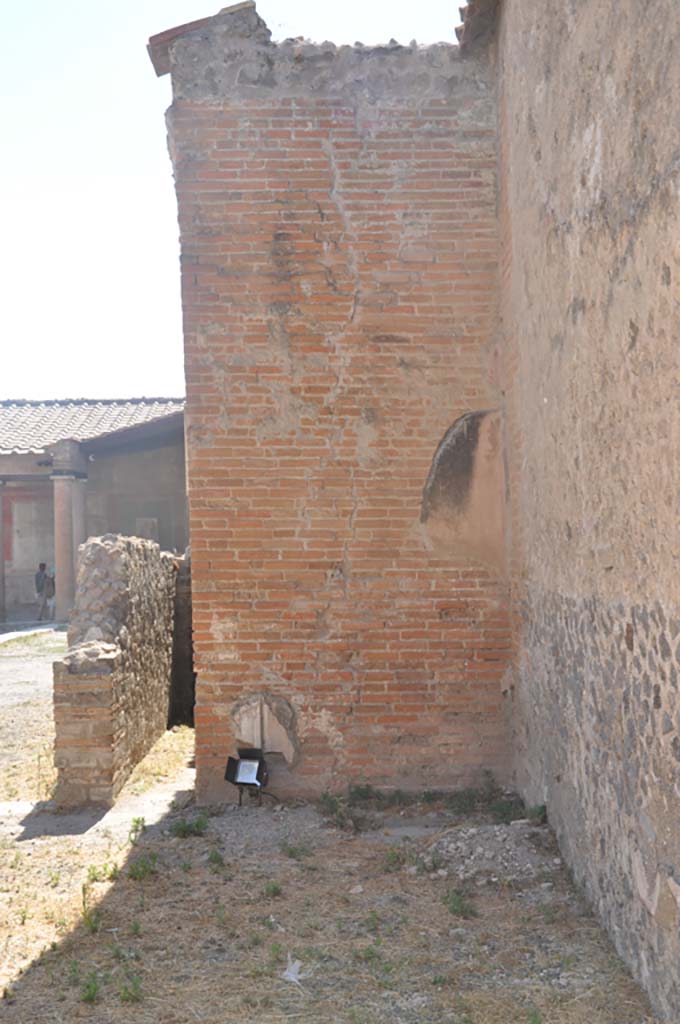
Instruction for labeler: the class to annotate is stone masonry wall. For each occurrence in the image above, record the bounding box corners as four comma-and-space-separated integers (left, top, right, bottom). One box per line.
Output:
497, 1, 680, 1017
159, 3, 511, 800
54, 535, 177, 806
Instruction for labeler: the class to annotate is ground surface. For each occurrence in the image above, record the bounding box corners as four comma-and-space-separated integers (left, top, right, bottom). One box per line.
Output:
0, 632, 662, 1024
0, 629, 67, 801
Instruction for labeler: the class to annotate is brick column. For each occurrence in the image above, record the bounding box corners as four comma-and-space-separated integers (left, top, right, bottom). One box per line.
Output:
53, 475, 76, 621
0, 481, 5, 623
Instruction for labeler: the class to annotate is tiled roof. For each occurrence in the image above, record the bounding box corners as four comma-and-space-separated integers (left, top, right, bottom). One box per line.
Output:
0, 398, 185, 455
456, 0, 500, 48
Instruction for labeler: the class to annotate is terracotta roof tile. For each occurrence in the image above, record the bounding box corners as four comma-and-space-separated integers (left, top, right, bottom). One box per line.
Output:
0, 398, 185, 455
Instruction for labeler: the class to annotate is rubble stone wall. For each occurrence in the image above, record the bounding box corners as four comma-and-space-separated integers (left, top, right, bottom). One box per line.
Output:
54, 535, 177, 806
164, 4, 511, 800
497, 1, 680, 1017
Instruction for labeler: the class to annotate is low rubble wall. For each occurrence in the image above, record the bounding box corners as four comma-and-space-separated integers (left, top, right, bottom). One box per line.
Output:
53, 534, 177, 806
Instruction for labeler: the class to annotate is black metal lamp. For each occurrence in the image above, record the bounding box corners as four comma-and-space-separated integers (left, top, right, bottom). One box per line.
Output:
225, 748, 268, 806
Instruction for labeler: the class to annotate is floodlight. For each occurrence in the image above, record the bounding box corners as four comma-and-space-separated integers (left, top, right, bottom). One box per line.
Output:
225, 748, 269, 805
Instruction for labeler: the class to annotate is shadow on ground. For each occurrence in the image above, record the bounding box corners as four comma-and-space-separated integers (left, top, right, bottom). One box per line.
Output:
0, 783, 660, 1024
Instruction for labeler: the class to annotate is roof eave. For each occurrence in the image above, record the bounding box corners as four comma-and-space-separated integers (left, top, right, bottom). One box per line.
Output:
82, 411, 185, 453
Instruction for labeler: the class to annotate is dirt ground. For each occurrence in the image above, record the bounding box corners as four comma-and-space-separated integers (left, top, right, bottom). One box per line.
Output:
0, 629, 67, 801
0, 631, 662, 1024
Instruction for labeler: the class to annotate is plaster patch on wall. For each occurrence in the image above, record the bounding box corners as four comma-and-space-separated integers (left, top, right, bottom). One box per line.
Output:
297, 707, 346, 758
420, 410, 505, 571
230, 692, 299, 765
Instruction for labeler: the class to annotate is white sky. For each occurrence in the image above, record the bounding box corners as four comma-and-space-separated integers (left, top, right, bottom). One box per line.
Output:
1, 2, 459, 400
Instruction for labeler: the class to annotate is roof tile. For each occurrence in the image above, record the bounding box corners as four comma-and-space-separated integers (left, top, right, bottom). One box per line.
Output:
0, 398, 185, 455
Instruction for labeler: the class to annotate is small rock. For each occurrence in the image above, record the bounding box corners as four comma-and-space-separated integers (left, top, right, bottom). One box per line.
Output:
349, 884, 364, 895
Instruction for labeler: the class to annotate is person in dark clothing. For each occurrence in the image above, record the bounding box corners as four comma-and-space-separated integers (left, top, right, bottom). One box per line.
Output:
35, 562, 48, 621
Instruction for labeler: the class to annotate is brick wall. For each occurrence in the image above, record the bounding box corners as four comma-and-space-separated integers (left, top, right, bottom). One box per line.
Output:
159, 5, 510, 800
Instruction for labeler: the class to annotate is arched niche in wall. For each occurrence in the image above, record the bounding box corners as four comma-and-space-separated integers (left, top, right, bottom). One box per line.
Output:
420, 409, 506, 573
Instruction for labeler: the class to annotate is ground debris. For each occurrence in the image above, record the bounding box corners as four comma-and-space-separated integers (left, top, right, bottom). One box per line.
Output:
424, 821, 560, 884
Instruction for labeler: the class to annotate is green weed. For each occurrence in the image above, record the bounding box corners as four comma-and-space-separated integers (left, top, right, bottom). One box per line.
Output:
87, 862, 118, 883
353, 943, 381, 964
383, 847, 409, 873
280, 841, 311, 860
128, 817, 146, 845
170, 813, 209, 838
489, 795, 526, 824
208, 848, 225, 871
263, 881, 282, 898
113, 945, 140, 964
363, 910, 380, 933
81, 971, 100, 1004
318, 791, 365, 831
83, 908, 102, 934
446, 788, 480, 814
120, 974, 143, 1003
81, 884, 102, 933
443, 889, 478, 919
432, 973, 453, 986
528, 804, 548, 825
128, 853, 159, 881
347, 784, 411, 808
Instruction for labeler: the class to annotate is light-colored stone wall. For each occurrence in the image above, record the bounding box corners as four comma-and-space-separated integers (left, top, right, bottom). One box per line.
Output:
497, 1, 680, 1017
54, 535, 177, 806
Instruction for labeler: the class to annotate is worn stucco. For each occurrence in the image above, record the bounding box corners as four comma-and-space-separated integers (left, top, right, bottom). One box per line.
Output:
498, 0, 680, 1016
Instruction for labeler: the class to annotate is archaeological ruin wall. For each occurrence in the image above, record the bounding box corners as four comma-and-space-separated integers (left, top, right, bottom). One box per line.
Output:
497, 1, 680, 1017
54, 535, 177, 806
151, 3, 511, 801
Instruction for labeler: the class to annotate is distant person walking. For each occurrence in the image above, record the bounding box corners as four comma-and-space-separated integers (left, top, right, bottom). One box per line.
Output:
35, 562, 48, 621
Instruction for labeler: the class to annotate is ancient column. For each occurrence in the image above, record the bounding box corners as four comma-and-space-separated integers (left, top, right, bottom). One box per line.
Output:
50, 440, 87, 622
53, 474, 76, 620
72, 478, 87, 580
0, 481, 5, 622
